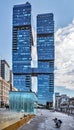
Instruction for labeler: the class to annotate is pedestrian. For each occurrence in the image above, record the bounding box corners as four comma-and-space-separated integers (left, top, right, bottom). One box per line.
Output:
53, 118, 62, 128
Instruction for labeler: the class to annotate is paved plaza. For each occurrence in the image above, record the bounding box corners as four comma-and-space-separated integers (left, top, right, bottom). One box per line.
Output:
0, 108, 25, 130
0, 108, 74, 130
18, 109, 74, 130
0, 108, 24, 124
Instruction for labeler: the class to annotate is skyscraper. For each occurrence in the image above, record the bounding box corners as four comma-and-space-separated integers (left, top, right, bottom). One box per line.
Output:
12, 2, 33, 91
37, 13, 54, 105
12, 2, 54, 106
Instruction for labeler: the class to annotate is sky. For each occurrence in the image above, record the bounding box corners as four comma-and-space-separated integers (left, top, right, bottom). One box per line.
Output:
0, 0, 74, 97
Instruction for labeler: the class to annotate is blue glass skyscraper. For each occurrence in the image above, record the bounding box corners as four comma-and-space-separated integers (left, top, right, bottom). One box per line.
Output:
12, 2, 33, 91
37, 14, 54, 105
12, 2, 54, 106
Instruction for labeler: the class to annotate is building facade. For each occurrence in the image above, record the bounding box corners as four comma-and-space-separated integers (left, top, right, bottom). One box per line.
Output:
0, 58, 18, 107
55, 94, 69, 111
0, 77, 18, 108
0, 77, 10, 107
12, 2, 33, 91
1, 60, 10, 83
55, 92, 60, 110
12, 2, 54, 106
37, 14, 54, 105
69, 97, 74, 114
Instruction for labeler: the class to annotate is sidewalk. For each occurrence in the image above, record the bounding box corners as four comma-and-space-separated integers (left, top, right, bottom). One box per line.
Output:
56, 110, 74, 117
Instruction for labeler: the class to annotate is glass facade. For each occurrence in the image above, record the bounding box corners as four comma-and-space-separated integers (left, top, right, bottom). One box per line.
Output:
37, 13, 54, 105
12, 2, 33, 91
9, 91, 37, 114
12, 2, 54, 105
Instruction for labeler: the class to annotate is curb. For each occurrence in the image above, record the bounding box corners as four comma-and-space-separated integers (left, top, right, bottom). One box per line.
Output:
2, 115, 35, 130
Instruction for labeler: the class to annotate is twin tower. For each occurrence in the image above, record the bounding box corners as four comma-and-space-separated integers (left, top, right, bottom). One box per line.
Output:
12, 2, 54, 105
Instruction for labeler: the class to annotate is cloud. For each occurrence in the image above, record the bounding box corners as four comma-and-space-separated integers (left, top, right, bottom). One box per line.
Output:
55, 19, 74, 90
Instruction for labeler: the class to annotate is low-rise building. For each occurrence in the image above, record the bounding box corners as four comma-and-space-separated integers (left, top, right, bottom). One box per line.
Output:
0, 77, 10, 107
1, 60, 10, 83
0, 77, 18, 108
69, 97, 74, 114
55, 94, 69, 112
55, 92, 60, 110
59, 95, 69, 112
55, 93, 74, 114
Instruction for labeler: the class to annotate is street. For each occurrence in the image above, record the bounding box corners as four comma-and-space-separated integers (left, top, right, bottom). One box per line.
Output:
18, 109, 74, 130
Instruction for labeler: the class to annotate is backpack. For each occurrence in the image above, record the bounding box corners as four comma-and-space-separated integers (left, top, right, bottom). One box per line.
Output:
58, 120, 62, 124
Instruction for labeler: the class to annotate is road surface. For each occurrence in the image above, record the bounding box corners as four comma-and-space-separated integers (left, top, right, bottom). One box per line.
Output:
18, 109, 74, 130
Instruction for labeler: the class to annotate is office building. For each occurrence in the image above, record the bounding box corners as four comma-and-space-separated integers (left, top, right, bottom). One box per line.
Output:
0, 59, 17, 108
12, 2, 54, 106
12, 2, 33, 91
1, 60, 10, 83
37, 13, 54, 105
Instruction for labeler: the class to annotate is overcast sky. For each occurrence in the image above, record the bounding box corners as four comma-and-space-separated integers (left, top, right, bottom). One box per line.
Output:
0, 0, 74, 97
